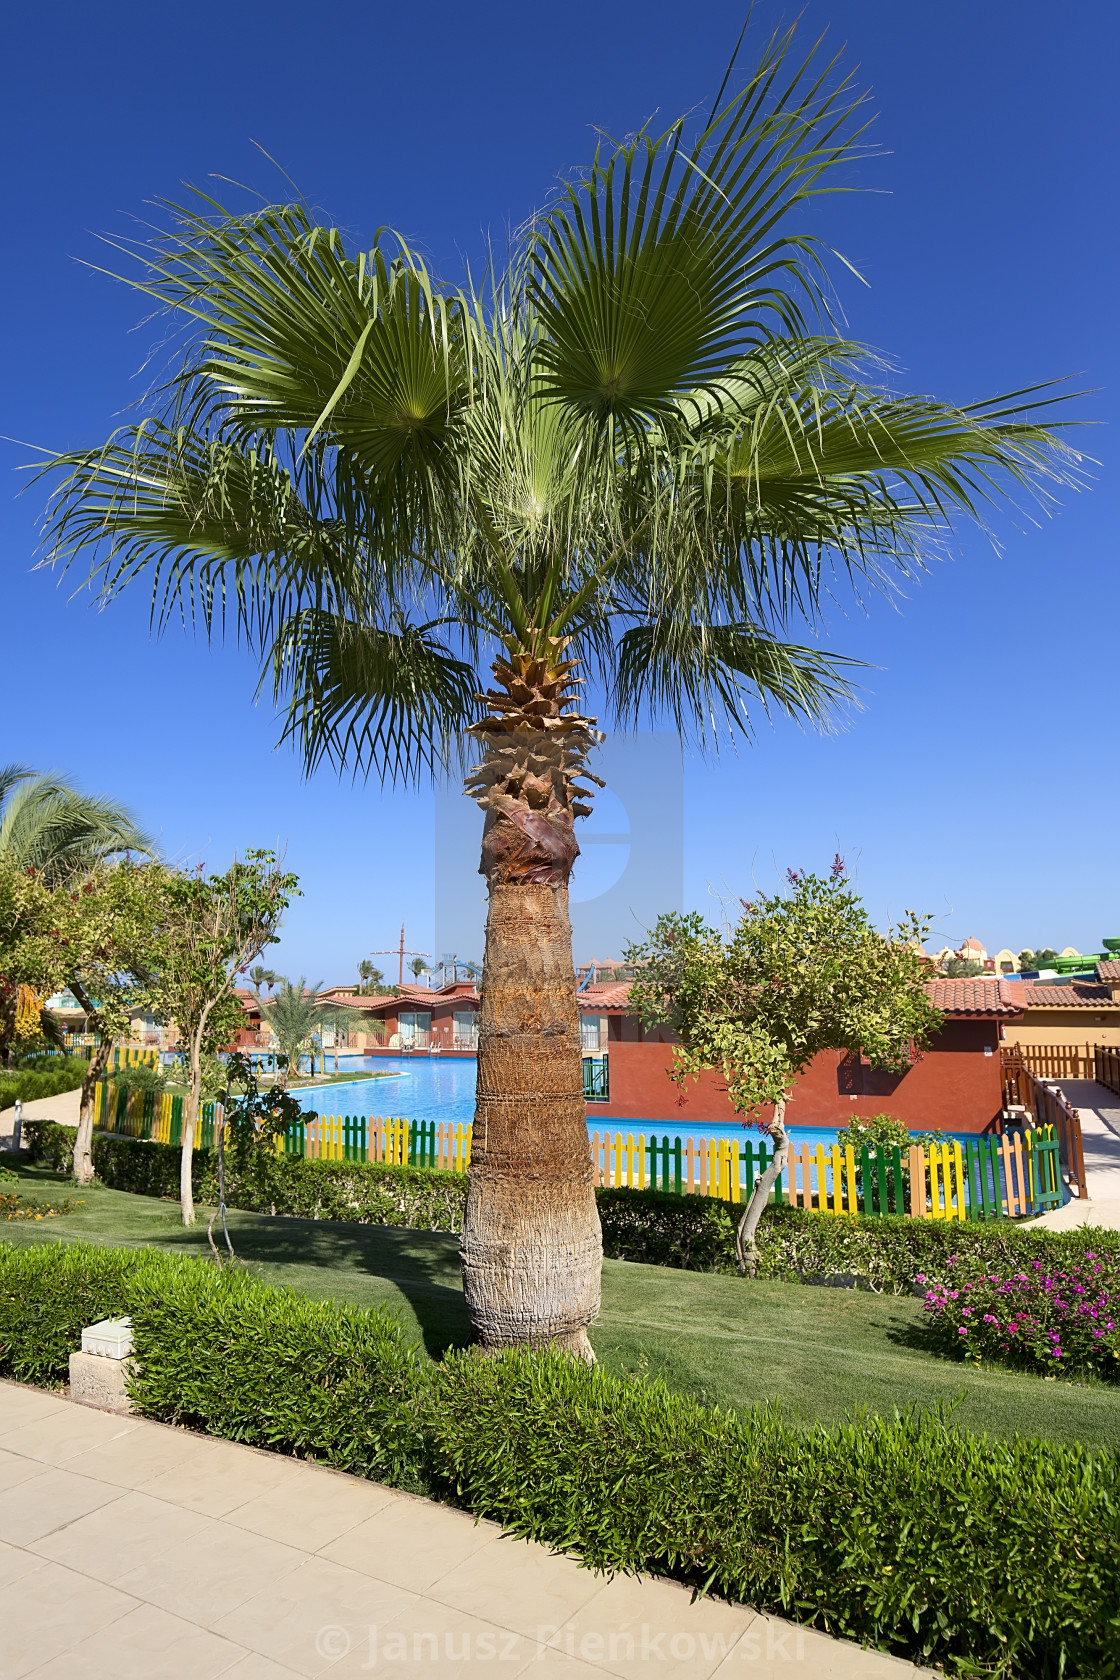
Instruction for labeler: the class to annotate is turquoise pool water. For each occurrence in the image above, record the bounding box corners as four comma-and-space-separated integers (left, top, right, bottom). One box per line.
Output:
299, 1055, 972, 1152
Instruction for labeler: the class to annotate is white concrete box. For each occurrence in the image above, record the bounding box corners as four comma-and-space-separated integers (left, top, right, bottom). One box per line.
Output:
81, 1317, 134, 1359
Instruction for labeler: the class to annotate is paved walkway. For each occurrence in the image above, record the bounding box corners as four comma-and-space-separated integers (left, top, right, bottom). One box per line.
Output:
0, 1089, 80, 1152
1029, 1079, 1120, 1232
0, 1380, 930, 1680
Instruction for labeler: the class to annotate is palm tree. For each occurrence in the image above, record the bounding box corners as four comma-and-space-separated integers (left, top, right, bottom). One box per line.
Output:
0, 765, 153, 887
408, 956, 430, 985
258, 978, 350, 1076
247, 964, 271, 997
41, 28, 1074, 1358
357, 958, 382, 995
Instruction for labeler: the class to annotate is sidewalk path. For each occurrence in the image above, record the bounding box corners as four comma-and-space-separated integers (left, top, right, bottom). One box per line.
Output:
0, 1089, 80, 1152
0, 1379, 930, 1680
1029, 1079, 1120, 1232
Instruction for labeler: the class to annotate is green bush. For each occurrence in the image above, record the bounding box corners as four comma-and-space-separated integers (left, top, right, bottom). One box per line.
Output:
0, 1239, 1117, 1677
109, 1064, 168, 1094
24, 1119, 1120, 1292
0, 1059, 87, 1111
23, 1120, 469, 1231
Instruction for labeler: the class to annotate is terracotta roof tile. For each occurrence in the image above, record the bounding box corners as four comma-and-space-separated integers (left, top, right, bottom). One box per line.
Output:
1096, 961, 1120, 982
1001, 981, 1118, 1009
579, 983, 632, 1009
926, 979, 1022, 1016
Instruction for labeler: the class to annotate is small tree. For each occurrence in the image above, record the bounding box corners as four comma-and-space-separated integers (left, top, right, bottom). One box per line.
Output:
153, 851, 298, 1225
627, 861, 942, 1273
1019, 947, 1059, 974
943, 957, 984, 978
210, 1049, 306, 1262
49, 862, 171, 1185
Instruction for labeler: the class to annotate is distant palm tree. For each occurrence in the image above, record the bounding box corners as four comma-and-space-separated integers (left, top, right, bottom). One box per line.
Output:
247, 964, 271, 997
408, 956, 430, 985
357, 958, 383, 995
259, 978, 352, 1076
0, 764, 153, 887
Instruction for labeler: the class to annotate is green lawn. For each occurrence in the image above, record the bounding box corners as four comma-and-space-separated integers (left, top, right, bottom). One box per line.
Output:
5, 1160, 1119, 1451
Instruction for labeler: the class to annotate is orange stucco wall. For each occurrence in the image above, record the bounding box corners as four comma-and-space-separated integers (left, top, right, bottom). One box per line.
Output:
591, 1017, 1007, 1135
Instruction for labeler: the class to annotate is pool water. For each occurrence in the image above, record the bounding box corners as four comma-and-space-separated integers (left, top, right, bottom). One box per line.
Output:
300, 1056, 971, 1152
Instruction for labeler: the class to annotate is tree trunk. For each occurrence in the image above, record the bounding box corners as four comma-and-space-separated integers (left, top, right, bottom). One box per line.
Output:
71, 1003, 110, 1187
181, 1029, 202, 1227
72, 1044, 110, 1186
735, 1097, 789, 1276
459, 640, 604, 1359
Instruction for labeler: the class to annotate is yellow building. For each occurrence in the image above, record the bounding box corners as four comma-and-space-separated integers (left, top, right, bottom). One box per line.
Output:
999, 972, 1120, 1050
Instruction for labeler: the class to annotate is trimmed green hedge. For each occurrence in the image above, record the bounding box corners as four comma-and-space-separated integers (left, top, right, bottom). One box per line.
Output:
24, 1118, 1120, 1292
1, 1239, 1117, 1678
0, 1060, 87, 1111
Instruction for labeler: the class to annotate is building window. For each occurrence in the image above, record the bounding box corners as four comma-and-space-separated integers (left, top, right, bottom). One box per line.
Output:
583, 1055, 610, 1102
453, 1010, 478, 1050
399, 1011, 431, 1048
580, 1015, 607, 1052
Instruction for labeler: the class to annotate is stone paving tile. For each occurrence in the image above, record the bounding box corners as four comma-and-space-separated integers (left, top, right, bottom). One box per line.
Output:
214, 1553, 418, 1677
29, 1488, 213, 1580
113, 1515, 308, 1627
428, 1533, 606, 1639
24, 1601, 249, 1680
0, 1380, 72, 1430
0, 1445, 52, 1493
552, 1572, 758, 1680
0, 1558, 137, 1680
320, 1494, 501, 1592
0, 1536, 46, 1591
138, 1432, 307, 1517
523, 1655, 618, 1680
0, 1466, 124, 1547
323, 1595, 539, 1679
221, 1655, 307, 1679
223, 1461, 398, 1552
2, 1402, 139, 1467
709, 1614, 937, 1678
66, 1415, 217, 1490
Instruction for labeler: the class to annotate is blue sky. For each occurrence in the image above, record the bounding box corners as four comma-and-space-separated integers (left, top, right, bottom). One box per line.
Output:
2, 0, 1116, 982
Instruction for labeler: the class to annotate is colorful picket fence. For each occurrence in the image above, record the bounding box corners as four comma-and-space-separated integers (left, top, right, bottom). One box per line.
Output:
92, 1080, 1063, 1221
93, 1083, 218, 1150
277, 1114, 473, 1171
589, 1127, 1063, 1220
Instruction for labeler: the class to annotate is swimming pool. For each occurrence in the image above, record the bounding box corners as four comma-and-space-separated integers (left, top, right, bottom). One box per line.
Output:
298, 1056, 971, 1152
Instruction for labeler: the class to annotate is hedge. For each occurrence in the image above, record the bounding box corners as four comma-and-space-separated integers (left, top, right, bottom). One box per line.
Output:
23, 1118, 1120, 1294
0, 1059, 87, 1112
0, 1239, 1117, 1678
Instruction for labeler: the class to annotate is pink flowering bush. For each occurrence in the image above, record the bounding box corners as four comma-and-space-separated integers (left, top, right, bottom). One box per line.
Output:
922, 1252, 1120, 1380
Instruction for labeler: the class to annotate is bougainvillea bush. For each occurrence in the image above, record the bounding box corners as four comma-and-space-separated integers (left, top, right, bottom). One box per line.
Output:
922, 1253, 1120, 1381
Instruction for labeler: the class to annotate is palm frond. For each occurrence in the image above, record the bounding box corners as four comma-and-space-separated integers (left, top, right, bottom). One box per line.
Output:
611, 619, 863, 746
0, 772, 155, 885
268, 609, 478, 783
526, 24, 870, 427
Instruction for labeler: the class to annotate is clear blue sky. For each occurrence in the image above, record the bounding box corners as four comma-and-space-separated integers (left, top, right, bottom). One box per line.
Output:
2, 0, 1116, 982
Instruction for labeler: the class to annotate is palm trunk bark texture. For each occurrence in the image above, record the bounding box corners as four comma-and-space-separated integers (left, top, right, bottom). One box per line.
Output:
459, 639, 603, 1358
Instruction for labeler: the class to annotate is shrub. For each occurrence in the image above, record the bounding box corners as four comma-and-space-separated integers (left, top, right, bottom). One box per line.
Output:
23, 1119, 1120, 1293
0, 1191, 77, 1222
1, 1239, 1118, 1677
109, 1064, 167, 1094
922, 1253, 1120, 1381
0, 1058, 87, 1111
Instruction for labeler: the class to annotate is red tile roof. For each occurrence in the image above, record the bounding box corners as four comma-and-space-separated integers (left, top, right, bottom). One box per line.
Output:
1096, 961, 1120, 983
579, 982, 633, 1009
1000, 981, 1118, 1010
925, 979, 1022, 1016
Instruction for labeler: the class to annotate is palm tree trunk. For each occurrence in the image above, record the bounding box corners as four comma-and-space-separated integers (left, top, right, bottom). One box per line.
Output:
459, 641, 603, 1359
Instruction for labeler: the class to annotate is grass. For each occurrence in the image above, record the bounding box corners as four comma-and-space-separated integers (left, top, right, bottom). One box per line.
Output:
4, 1158, 1119, 1451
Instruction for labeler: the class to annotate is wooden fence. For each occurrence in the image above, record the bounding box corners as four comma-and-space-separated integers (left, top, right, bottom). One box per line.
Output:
1095, 1043, 1120, 1099
91, 1085, 1066, 1220
1000, 1048, 1089, 1197
1002, 1041, 1096, 1080
590, 1127, 1062, 1220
